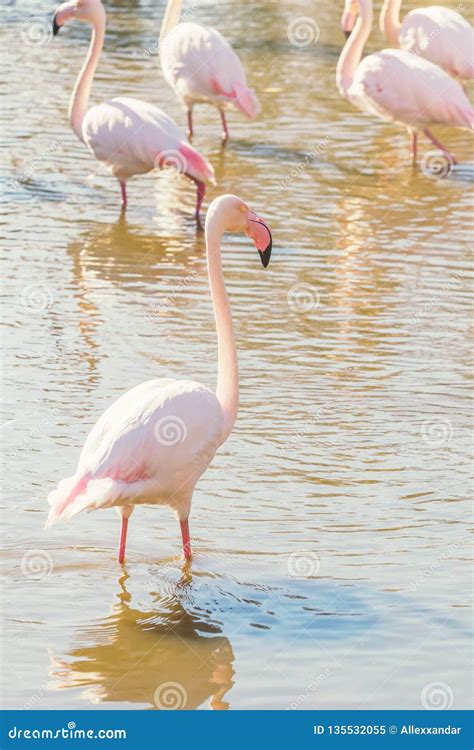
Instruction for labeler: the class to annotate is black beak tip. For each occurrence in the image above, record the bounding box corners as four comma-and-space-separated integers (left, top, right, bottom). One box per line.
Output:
52, 14, 61, 36
259, 239, 272, 269
344, 29, 352, 40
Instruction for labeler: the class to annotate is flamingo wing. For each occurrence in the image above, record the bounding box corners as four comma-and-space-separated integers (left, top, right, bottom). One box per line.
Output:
400, 7, 474, 79
349, 49, 474, 130
46, 379, 224, 524
160, 22, 260, 117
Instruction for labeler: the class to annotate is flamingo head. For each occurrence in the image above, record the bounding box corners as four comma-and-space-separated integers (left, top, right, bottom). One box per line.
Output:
341, 0, 358, 38
52, 0, 105, 35
206, 195, 272, 268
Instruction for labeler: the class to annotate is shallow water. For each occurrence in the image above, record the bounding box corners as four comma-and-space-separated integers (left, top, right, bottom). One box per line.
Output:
1, 0, 473, 710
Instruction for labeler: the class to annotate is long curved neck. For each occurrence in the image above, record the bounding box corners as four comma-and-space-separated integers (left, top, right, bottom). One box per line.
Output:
380, 0, 401, 45
69, 14, 105, 142
159, 0, 182, 43
205, 225, 239, 444
336, 0, 374, 96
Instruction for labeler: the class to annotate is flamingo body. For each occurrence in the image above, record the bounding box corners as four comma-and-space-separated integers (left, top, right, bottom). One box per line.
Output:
52, 0, 213, 221
46, 379, 223, 525
348, 48, 474, 130
161, 22, 259, 118
45, 194, 273, 562
339, 0, 474, 165
82, 96, 214, 183
397, 6, 473, 80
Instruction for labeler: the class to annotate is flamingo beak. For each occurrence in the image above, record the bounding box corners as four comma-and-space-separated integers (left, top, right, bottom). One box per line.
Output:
344, 29, 352, 39
52, 13, 61, 35
246, 219, 272, 268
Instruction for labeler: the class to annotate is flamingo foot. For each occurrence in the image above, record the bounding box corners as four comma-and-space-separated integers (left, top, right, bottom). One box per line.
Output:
187, 109, 193, 140
120, 182, 127, 210
118, 517, 129, 564
220, 110, 229, 143
180, 519, 192, 561
422, 129, 458, 165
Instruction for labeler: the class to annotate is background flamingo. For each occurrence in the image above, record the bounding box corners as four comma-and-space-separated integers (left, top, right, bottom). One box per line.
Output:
46, 195, 272, 563
53, 0, 214, 225
338, 0, 474, 165
158, 0, 260, 141
380, 1, 474, 80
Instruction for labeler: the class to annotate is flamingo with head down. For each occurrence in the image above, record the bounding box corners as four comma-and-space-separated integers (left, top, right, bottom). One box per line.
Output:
338, 0, 474, 166
52, 0, 215, 226
158, 0, 260, 141
379, 1, 474, 81
45, 195, 273, 563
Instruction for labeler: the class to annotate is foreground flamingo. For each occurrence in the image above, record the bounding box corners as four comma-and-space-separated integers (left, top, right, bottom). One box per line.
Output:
338, 0, 474, 165
380, 1, 474, 81
159, 0, 260, 141
46, 195, 272, 562
52, 0, 214, 225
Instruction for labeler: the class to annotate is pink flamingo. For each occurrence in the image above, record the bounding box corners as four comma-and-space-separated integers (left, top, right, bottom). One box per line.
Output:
46, 195, 272, 563
52, 0, 215, 226
380, 1, 474, 81
159, 0, 260, 141
338, 0, 474, 165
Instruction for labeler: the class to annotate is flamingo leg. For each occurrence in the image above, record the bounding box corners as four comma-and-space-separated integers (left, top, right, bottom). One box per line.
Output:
410, 131, 417, 166
423, 129, 458, 165
187, 109, 193, 139
220, 110, 229, 142
120, 181, 127, 209
180, 519, 192, 560
193, 179, 206, 230
118, 516, 129, 563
